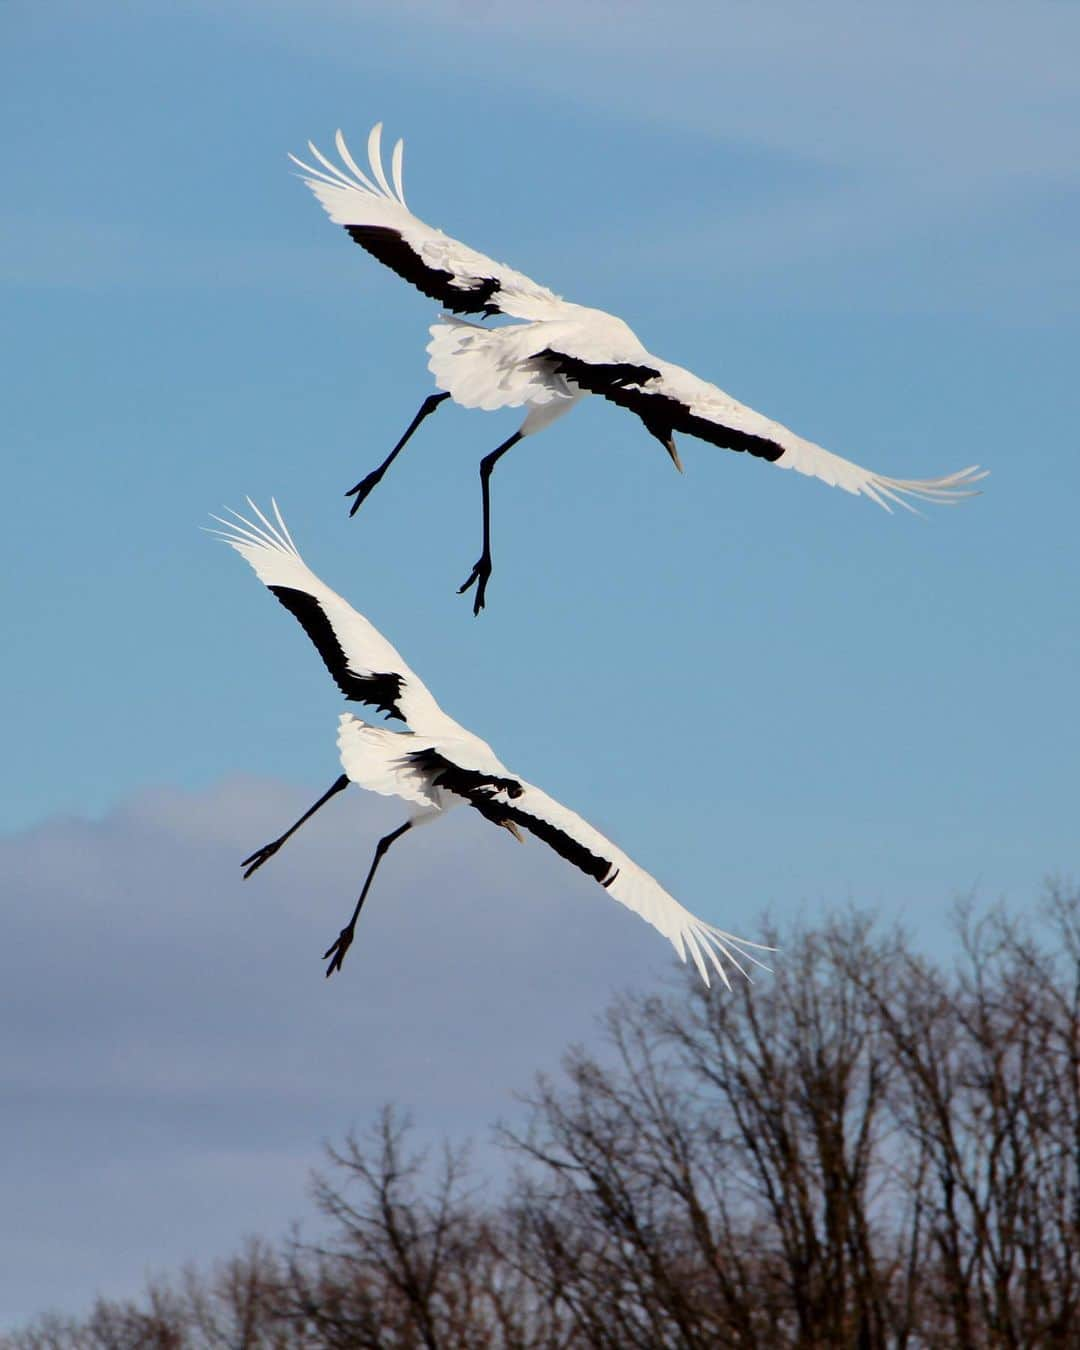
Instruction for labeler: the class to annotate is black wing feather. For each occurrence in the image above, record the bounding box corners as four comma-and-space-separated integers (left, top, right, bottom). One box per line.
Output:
493, 799, 618, 886
268, 585, 405, 721
409, 750, 617, 887
404, 748, 524, 801
345, 225, 500, 316
541, 349, 786, 463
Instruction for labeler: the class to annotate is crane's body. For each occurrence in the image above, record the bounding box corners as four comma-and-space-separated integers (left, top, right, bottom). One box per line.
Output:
212, 500, 770, 988
290, 125, 985, 612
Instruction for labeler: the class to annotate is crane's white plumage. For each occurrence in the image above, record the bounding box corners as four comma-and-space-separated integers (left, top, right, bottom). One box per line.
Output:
213, 500, 771, 988
291, 124, 562, 322
210, 500, 450, 736
289, 124, 986, 546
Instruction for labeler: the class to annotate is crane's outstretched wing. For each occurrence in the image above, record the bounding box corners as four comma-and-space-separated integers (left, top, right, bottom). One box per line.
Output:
210, 501, 452, 735
542, 349, 987, 512
408, 749, 772, 989
291, 124, 563, 323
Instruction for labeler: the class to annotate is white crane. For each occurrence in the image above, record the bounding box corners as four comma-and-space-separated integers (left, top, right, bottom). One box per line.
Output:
212, 500, 772, 988
290, 124, 986, 614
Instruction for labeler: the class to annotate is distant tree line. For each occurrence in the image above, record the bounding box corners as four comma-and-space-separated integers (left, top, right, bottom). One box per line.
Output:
7, 887, 1080, 1349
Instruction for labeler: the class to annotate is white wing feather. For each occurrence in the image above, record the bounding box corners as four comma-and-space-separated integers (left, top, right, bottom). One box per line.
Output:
539, 318, 987, 511
291, 124, 565, 321
629, 357, 987, 510
210, 500, 454, 737
491, 778, 773, 990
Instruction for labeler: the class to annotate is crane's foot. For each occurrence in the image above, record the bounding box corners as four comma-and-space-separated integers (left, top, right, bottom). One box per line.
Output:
323, 924, 356, 978
344, 469, 384, 517
457, 555, 492, 616
241, 839, 282, 880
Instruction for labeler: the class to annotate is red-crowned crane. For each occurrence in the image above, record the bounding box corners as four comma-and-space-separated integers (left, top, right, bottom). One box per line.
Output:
213, 500, 772, 987
292, 125, 985, 613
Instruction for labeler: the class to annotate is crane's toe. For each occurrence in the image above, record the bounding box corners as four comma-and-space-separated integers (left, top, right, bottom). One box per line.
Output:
344, 469, 384, 516
241, 840, 281, 879
457, 557, 491, 616
323, 925, 355, 977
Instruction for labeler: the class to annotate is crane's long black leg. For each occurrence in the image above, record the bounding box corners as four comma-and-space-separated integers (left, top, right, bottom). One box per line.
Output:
457, 430, 525, 616
345, 391, 451, 517
323, 821, 413, 977
241, 775, 349, 879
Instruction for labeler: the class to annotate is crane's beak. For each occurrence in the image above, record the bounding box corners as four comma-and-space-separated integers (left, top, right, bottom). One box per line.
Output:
665, 437, 683, 473
500, 819, 524, 844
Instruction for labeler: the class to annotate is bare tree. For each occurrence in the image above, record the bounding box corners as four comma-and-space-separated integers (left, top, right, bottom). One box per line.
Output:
501, 912, 914, 1349
8, 891, 1080, 1349
277, 1105, 497, 1349
851, 891, 1080, 1347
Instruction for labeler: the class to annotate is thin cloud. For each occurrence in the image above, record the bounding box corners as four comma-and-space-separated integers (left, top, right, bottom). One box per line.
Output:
291, 0, 1080, 187
1, 775, 682, 1325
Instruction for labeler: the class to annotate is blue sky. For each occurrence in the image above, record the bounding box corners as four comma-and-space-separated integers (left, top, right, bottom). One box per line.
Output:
4, 0, 1079, 1326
